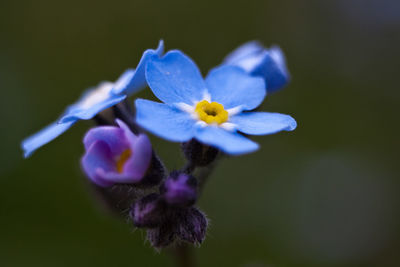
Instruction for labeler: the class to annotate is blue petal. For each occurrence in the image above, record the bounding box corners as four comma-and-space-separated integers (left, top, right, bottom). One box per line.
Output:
59, 89, 126, 123
223, 42, 290, 93
112, 69, 136, 94
230, 112, 297, 135
205, 65, 266, 110
112, 40, 165, 95
251, 46, 290, 93
135, 99, 196, 142
21, 120, 76, 158
194, 126, 259, 155
145, 50, 206, 105
223, 41, 264, 64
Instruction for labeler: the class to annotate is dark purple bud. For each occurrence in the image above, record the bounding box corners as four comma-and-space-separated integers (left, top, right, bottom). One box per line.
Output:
177, 207, 208, 245
130, 193, 164, 228
161, 171, 197, 207
146, 223, 176, 249
181, 139, 219, 167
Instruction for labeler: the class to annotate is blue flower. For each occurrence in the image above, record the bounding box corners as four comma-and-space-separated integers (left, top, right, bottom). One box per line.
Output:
135, 50, 297, 155
21, 41, 164, 158
223, 41, 290, 93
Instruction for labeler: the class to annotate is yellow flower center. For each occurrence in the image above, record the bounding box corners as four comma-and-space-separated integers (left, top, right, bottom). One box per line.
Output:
116, 149, 132, 173
195, 100, 228, 124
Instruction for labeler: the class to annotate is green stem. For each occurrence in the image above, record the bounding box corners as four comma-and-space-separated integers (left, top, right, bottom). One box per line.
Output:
172, 244, 195, 267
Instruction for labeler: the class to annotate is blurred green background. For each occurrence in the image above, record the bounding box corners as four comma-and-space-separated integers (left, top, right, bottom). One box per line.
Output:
1, 0, 399, 266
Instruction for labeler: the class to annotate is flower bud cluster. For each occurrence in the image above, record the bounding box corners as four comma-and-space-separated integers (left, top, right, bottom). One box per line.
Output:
131, 172, 207, 248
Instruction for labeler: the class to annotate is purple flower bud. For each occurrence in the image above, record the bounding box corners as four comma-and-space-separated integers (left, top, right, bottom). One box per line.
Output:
145, 207, 208, 248
130, 193, 164, 228
81, 119, 153, 187
161, 172, 197, 207
177, 207, 208, 245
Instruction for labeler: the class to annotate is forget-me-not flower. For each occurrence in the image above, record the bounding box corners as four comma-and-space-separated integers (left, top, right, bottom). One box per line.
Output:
223, 41, 290, 93
21, 41, 164, 158
135, 50, 297, 155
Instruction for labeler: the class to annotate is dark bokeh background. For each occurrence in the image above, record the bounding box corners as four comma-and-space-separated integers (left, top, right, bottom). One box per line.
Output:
1, 0, 399, 266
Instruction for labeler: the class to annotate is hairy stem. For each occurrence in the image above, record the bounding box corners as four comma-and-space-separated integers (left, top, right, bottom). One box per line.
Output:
196, 158, 219, 194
